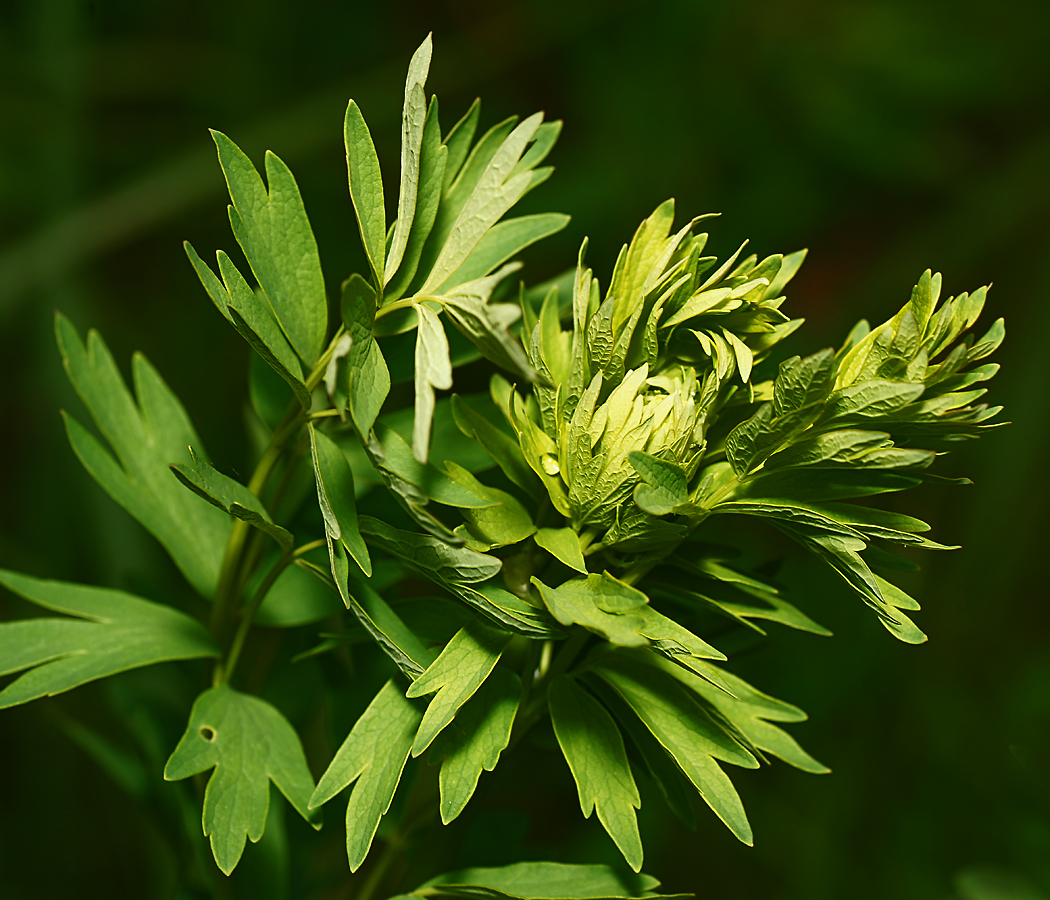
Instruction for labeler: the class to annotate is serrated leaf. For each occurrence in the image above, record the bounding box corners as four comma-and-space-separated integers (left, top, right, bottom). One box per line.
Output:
212, 131, 327, 363
414, 303, 454, 462
309, 680, 421, 871
341, 274, 390, 437
549, 677, 642, 872
385, 35, 432, 284
772, 349, 836, 416
406, 620, 512, 755
534, 527, 587, 574
422, 861, 680, 900
344, 100, 386, 286
0, 569, 218, 709
532, 575, 649, 647
171, 446, 293, 550
56, 315, 231, 597
311, 426, 372, 577
430, 667, 521, 823
591, 655, 756, 845
164, 685, 321, 875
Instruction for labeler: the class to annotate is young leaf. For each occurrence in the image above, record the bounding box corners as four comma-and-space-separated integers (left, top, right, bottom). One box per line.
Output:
309, 679, 422, 871
406, 620, 512, 755
385, 34, 433, 285
171, 446, 293, 550
592, 654, 757, 845
430, 667, 521, 823
534, 527, 588, 574
212, 131, 328, 363
627, 452, 687, 516
531, 575, 649, 647
549, 676, 643, 872
445, 461, 537, 549
163, 685, 322, 876
341, 274, 391, 437
414, 303, 454, 462
0, 569, 218, 709
56, 315, 231, 597
452, 393, 541, 493
344, 100, 386, 286
311, 426, 372, 577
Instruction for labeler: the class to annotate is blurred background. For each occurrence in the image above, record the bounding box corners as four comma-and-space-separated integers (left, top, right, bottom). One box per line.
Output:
1, 1, 1048, 898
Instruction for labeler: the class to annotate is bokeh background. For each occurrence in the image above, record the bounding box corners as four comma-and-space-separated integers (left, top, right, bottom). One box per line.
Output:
1, 1, 1048, 898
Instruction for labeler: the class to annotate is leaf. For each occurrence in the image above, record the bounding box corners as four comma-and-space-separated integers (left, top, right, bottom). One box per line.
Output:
591, 654, 756, 844
163, 685, 321, 875
56, 315, 231, 597
627, 452, 687, 516
171, 446, 292, 550
440, 213, 571, 292
385, 35, 433, 284
311, 426, 372, 577
430, 667, 521, 823
341, 274, 390, 437
375, 424, 495, 508
653, 658, 829, 774
440, 264, 538, 382
445, 462, 537, 549
442, 98, 481, 191
531, 575, 649, 647
254, 558, 342, 627
772, 349, 836, 416
418, 113, 545, 295
344, 100, 386, 286
309, 680, 421, 871
820, 379, 925, 424
0, 569, 218, 709
421, 862, 678, 900
549, 676, 643, 871
452, 393, 540, 493
405, 620, 512, 755
212, 131, 327, 363
184, 243, 310, 409
534, 527, 587, 573
358, 516, 502, 585
414, 303, 454, 462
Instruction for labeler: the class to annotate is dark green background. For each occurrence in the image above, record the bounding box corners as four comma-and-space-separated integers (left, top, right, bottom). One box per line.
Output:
1, 1, 1048, 898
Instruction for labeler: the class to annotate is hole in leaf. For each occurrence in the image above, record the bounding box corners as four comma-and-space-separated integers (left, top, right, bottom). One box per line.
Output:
199, 726, 216, 742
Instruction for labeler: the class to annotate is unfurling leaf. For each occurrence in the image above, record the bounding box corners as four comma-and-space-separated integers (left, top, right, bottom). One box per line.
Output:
164, 685, 321, 875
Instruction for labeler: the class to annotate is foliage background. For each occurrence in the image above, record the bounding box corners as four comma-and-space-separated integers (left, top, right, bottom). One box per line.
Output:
0, 1, 1047, 898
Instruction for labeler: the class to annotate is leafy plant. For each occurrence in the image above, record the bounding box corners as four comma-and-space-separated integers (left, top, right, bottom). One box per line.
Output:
0, 33, 1005, 899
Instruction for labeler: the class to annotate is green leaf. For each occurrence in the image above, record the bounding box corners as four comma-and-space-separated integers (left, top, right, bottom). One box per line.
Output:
592, 654, 756, 845
358, 516, 502, 585
549, 677, 643, 872
534, 527, 587, 574
445, 461, 537, 549
212, 131, 327, 363
385, 35, 433, 285
627, 452, 687, 516
414, 303, 454, 462
328, 540, 434, 679
772, 349, 836, 416
56, 315, 231, 597
439, 213, 571, 292
309, 680, 422, 871
820, 379, 925, 424
0, 569, 218, 709
430, 667, 521, 823
311, 426, 372, 577
532, 574, 649, 647
452, 393, 541, 493
440, 264, 538, 382
442, 98, 481, 191
406, 620, 512, 755
254, 558, 342, 627
171, 446, 293, 550
184, 243, 311, 409
422, 861, 680, 900
418, 113, 545, 295
654, 658, 829, 774
163, 685, 321, 875
344, 100, 386, 286
341, 274, 390, 437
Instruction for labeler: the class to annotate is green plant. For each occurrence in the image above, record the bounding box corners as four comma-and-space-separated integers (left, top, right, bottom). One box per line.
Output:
0, 33, 1005, 899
